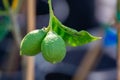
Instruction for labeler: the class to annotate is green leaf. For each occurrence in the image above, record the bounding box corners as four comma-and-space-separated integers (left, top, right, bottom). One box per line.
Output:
47, 0, 101, 47
51, 15, 101, 47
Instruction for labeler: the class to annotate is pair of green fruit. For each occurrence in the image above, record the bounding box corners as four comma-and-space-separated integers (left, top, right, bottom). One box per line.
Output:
20, 28, 66, 64
20, 0, 101, 64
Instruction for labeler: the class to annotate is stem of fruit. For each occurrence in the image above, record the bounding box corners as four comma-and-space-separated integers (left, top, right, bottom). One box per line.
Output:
25, 0, 36, 80
48, 0, 54, 31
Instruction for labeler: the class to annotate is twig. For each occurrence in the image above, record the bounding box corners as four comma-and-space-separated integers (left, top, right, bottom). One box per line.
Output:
4, 9, 22, 74
9, 9, 21, 45
1, 0, 23, 74
0, 0, 24, 76
2, 0, 24, 46
27, 0, 36, 31
24, 0, 36, 80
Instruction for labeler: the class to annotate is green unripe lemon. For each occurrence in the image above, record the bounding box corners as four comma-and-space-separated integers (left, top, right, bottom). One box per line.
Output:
20, 28, 47, 56
41, 31, 66, 64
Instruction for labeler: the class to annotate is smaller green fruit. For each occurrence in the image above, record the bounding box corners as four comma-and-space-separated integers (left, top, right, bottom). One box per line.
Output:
41, 31, 66, 64
20, 28, 47, 56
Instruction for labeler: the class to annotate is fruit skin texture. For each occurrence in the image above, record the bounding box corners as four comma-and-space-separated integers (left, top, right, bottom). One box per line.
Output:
41, 31, 66, 64
20, 29, 47, 56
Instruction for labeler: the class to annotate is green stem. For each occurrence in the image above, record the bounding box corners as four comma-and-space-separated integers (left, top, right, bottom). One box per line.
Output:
2, 0, 10, 10
48, 0, 54, 31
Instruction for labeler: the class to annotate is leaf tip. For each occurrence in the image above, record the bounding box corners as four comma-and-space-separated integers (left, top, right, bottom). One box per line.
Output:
91, 36, 102, 42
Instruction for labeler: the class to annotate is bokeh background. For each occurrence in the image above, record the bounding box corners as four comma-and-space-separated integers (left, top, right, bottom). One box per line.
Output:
0, 0, 117, 80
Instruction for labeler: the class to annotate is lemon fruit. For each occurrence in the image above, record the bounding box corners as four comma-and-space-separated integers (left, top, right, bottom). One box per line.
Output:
41, 31, 66, 64
20, 29, 47, 56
